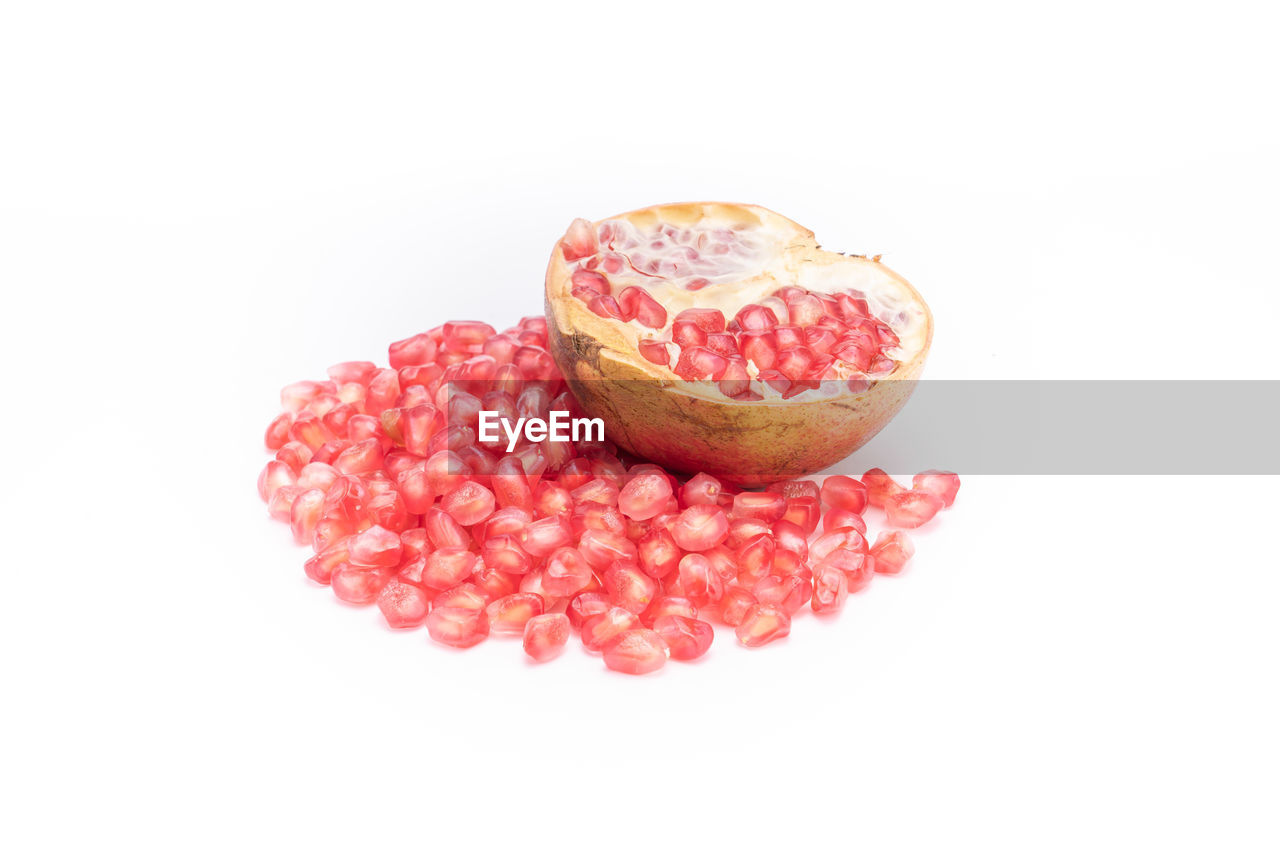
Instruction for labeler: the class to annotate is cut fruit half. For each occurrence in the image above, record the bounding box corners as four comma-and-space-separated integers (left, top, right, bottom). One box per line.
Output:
544, 202, 932, 484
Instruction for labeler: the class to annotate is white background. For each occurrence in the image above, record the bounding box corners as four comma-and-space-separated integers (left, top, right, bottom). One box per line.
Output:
2, 2, 1277, 851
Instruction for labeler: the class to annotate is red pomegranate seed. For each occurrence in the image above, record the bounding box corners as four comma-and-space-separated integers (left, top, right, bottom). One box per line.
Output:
602, 628, 669, 675
653, 616, 713, 661
432, 583, 488, 611
258, 459, 297, 502
817, 547, 875, 594
884, 490, 945, 528
440, 481, 496, 527
567, 591, 611, 630
641, 595, 698, 627
767, 479, 820, 501
485, 592, 545, 635
304, 539, 349, 586
422, 547, 479, 589
735, 603, 791, 647
871, 531, 915, 575
348, 525, 403, 568
332, 564, 392, 605
820, 475, 869, 514
822, 507, 866, 535
782, 496, 821, 535
671, 504, 729, 552
861, 468, 906, 507
481, 534, 532, 575
521, 515, 573, 556
735, 534, 776, 586
811, 563, 849, 615
716, 356, 752, 398
637, 526, 682, 578
718, 586, 757, 627
427, 606, 490, 648
581, 606, 641, 652
673, 346, 728, 381
638, 338, 671, 367
388, 332, 438, 369
733, 303, 779, 331
752, 574, 811, 616
912, 469, 961, 507
739, 331, 778, 371
603, 562, 658, 614
289, 488, 325, 544
680, 473, 722, 507
571, 268, 610, 295
618, 472, 674, 521
543, 546, 593, 598
570, 477, 620, 507
811, 528, 868, 563
731, 492, 788, 523
560, 218, 598, 261
523, 613, 571, 662
616, 286, 668, 328
578, 528, 638, 570
671, 553, 724, 607
265, 413, 292, 450
771, 519, 809, 560
377, 580, 430, 628
441, 321, 496, 354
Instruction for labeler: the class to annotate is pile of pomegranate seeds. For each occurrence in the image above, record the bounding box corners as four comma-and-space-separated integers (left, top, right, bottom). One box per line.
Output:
258, 315, 959, 675
563, 218, 902, 399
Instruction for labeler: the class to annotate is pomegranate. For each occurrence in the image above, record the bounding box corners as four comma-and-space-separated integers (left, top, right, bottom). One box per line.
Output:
545, 202, 932, 484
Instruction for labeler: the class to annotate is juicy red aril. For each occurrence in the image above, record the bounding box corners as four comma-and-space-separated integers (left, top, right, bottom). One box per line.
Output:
423, 547, 479, 589
913, 469, 961, 507
618, 472, 673, 521
731, 492, 787, 523
603, 562, 659, 614
735, 604, 791, 647
523, 613, 570, 662
485, 593, 545, 635
638, 339, 671, 367
581, 606, 641, 652
653, 616, 713, 661
671, 504, 729, 551
348, 525, 402, 568
427, 607, 490, 648
567, 591, 611, 630
871, 531, 915, 574
884, 490, 945, 529
820, 475, 868, 514
332, 564, 391, 605
811, 564, 849, 615
673, 347, 727, 381
862, 468, 906, 507
602, 629, 669, 675
377, 580, 430, 628
680, 472, 722, 507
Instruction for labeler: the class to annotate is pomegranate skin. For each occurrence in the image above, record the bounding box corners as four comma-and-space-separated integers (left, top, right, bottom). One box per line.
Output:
545, 202, 933, 485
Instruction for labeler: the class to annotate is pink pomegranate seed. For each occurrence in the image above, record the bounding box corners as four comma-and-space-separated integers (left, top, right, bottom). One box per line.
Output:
735, 603, 791, 647
673, 346, 728, 381
752, 574, 811, 616
521, 515, 573, 556
332, 564, 392, 605
637, 526, 682, 578
673, 307, 726, 334
731, 492, 788, 523
912, 469, 961, 507
348, 525, 403, 568
581, 606, 641, 652
567, 591, 611, 630
432, 583, 488, 611
481, 534, 532, 575
671, 553, 724, 607
735, 534, 776, 586
603, 562, 658, 614
811, 563, 849, 615
543, 546, 593, 598
638, 338, 671, 367
572, 268, 610, 295
767, 479, 821, 501
680, 472, 722, 507
441, 320, 496, 354
560, 218, 598, 261
422, 547, 479, 589
616, 286, 668, 328
862, 468, 907, 508
718, 586, 757, 627
440, 481, 496, 527
485, 592, 545, 635
377, 580, 430, 628
618, 472, 674, 521
771, 519, 809, 560
781, 496, 821, 535
733, 303, 779, 331
265, 413, 292, 450
523, 613, 571, 662
820, 475, 869, 514
822, 507, 866, 534
641, 595, 698, 627
671, 504, 730, 552
818, 548, 875, 594
332, 438, 384, 476
427, 606, 490, 648
304, 539, 349, 586
289, 488, 325, 544
258, 459, 297, 502
602, 629, 669, 675
871, 531, 915, 575
740, 331, 778, 371
652, 615, 714, 661
570, 477, 619, 507
884, 490, 945, 528
716, 356, 753, 399
388, 331, 438, 368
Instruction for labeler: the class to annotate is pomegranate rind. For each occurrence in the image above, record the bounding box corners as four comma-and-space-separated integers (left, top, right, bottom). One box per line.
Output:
545, 202, 933, 485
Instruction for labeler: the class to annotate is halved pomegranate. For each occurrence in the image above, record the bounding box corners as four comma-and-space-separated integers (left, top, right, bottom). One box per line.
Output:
545, 202, 932, 484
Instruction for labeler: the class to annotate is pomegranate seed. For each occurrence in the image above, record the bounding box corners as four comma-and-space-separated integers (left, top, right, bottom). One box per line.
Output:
862, 468, 906, 507
543, 546, 593, 598
767, 479, 820, 501
652, 616, 713, 661
637, 526, 682, 578
811, 528, 868, 563
572, 269, 610, 295
440, 481, 496, 527
735, 604, 791, 647
719, 586, 757, 627
602, 629, 669, 675
671, 553, 724, 607
265, 413, 292, 450
820, 475, 869, 514
671, 504, 730, 552
733, 303, 779, 331
422, 547, 479, 589
771, 519, 809, 560
304, 539, 349, 585
641, 595, 698, 627
781, 496, 821, 535
740, 331, 778, 371
289, 488, 325, 544
730, 492, 787, 523
618, 472, 674, 521
616, 286, 668, 328
817, 548, 875, 594
581, 606, 642, 652
521, 515, 573, 557
388, 332, 438, 368
523, 613, 571, 662
822, 507, 866, 535
603, 562, 658, 614
638, 338, 671, 368
332, 564, 392, 605
752, 574, 811, 616
912, 469, 961, 507
427, 607, 490, 648
348, 525, 403, 568
680, 473, 722, 507
433, 583, 488, 611
811, 563, 849, 615
673, 346, 728, 381
441, 321, 496, 354
258, 460, 297, 502
871, 531, 915, 575
567, 591, 611, 630
485, 592, 545, 635
884, 490, 945, 528
377, 580, 430, 628
560, 218, 598, 261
